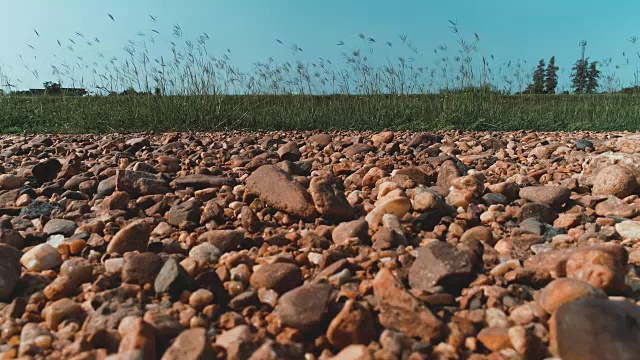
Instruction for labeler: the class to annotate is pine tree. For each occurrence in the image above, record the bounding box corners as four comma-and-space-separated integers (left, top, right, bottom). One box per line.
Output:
571, 59, 588, 93
531, 59, 546, 94
544, 56, 559, 94
586, 61, 601, 93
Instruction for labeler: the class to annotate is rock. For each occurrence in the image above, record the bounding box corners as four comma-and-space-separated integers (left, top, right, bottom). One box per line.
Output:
97, 176, 117, 197
329, 345, 373, 360
19, 200, 63, 218
118, 318, 156, 360
308, 133, 333, 147
477, 327, 511, 352
344, 143, 374, 158
309, 176, 355, 221
32, 158, 62, 184
365, 196, 411, 228
332, 218, 369, 245
616, 221, 640, 239
166, 198, 201, 226
240, 206, 261, 233
275, 282, 333, 330
43, 218, 77, 237
189, 242, 222, 265
20, 243, 62, 271
372, 131, 394, 144
595, 197, 637, 218
245, 165, 318, 220
575, 139, 594, 151
408, 133, 439, 148
0, 174, 22, 190
154, 258, 191, 296
482, 192, 509, 205
592, 165, 638, 198
115, 169, 171, 196
519, 186, 571, 208
60, 257, 94, 285
0, 228, 25, 249
460, 226, 495, 246
277, 142, 301, 161
248, 340, 303, 360
101, 191, 130, 210
552, 298, 640, 360
249, 263, 303, 294
413, 190, 448, 212
42, 298, 84, 330
171, 174, 236, 190
106, 220, 152, 254
436, 160, 462, 189
326, 299, 377, 350
565, 246, 628, 293
409, 241, 475, 293
520, 202, 556, 224
615, 134, 640, 153
539, 278, 607, 314
198, 230, 243, 253
0, 244, 21, 300
122, 252, 163, 285
373, 268, 445, 342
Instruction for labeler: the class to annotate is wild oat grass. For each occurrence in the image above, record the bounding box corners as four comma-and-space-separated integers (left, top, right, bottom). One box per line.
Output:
1, 19, 640, 133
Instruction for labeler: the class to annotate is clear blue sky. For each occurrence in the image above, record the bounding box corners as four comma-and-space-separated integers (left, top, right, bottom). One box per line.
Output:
2, 0, 640, 92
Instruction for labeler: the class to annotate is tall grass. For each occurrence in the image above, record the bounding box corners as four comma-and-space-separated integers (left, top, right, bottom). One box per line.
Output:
1, 17, 640, 133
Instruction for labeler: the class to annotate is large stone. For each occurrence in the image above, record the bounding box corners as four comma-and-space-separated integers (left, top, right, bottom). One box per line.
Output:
0, 244, 21, 300
19, 200, 63, 218
188, 242, 222, 265
275, 282, 333, 330
170, 174, 236, 190
373, 268, 445, 342
277, 141, 301, 161
592, 165, 638, 198
154, 258, 191, 296
595, 197, 637, 218
524, 244, 627, 280
198, 230, 244, 253
614, 134, 640, 153
122, 252, 163, 285
616, 221, 640, 239
245, 165, 318, 220
115, 169, 171, 196
552, 299, 640, 360
42, 298, 84, 330
43, 218, 77, 237
106, 220, 152, 254
326, 299, 377, 350
0, 174, 22, 190
539, 278, 607, 314
162, 328, 215, 360
32, 158, 62, 184
409, 241, 475, 293
332, 218, 369, 245
436, 160, 462, 189
565, 246, 628, 293
365, 196, 411, 229
344, 143, 374, 158
118, 318, 156, 360
20, 243, 62, 271
309, 176, 355, 221
166, 198, 201, 226
250, 263, 303, 294
519, 186, 571, 208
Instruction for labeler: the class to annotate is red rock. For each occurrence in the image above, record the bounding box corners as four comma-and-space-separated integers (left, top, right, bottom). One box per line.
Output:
373, 268, 445, 343
326, 300, 377, 350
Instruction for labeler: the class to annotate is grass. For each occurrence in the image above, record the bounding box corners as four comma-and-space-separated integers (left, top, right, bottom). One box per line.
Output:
2, 93, 640, 133
2, 18, 640, 133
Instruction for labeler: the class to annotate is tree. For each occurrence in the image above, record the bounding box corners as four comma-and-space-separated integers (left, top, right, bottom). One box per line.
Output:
525, 59, 546, 94
571, 59, 588, 93
586, 61, 601, 93
43, 81, 62, 95
532, 59, 546, 94
544, 56, 559, 94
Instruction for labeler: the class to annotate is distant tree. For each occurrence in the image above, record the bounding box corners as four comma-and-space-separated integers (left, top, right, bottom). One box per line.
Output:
586, 61, 601, 93
571, 59, 589, 93
0, 89, 4, 96
544, 56, 559, 94
43, 81, 62, 95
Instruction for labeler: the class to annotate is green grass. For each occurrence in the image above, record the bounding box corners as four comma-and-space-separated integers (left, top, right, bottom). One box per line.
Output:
1, 93, 640, 133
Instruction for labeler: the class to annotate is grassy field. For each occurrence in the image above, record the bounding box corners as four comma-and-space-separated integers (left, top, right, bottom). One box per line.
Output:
1, 93, 640, 133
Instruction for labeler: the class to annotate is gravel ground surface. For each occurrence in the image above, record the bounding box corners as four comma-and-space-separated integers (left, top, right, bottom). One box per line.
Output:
1, 131, 640, 359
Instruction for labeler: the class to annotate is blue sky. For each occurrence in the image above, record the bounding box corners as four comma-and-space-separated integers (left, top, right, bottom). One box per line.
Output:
2, 0, 640, 92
